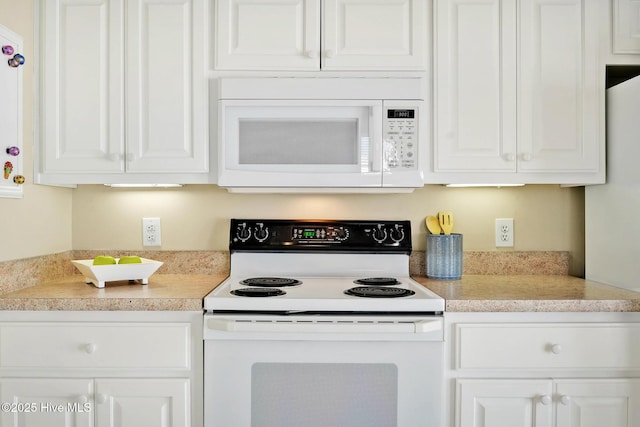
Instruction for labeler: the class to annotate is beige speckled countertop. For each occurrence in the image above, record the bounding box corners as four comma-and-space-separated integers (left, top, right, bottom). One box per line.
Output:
413, 275, 640, 312
0, 274, 227, 311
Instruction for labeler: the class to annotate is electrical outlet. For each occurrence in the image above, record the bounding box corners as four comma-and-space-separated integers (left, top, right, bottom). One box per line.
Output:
142, 217, 161, 247
495, 218, 514, 247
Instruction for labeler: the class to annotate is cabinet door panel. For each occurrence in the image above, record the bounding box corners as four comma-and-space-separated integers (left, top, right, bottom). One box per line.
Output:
215, 0, 320, 70
95, 378, 189, 427
41, 0, 124, 173
518, 0, 601, 173
612, 0, 640, 54
323, 0, 427, 70
126, 0, 208, 173
457, 379, 552, 427
555, 379, 640, 427
0, 378, 93, 427
434, 0, 516, 173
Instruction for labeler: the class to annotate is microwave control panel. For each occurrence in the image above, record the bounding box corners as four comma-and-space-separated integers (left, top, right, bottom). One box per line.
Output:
383, 107, 418, 170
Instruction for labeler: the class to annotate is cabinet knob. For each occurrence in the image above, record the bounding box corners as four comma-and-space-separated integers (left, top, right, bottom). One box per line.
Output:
95, 393, 108, 404
306, 50, 319, 58
550, 344, 562, 354
504, 153, 515, 161
84, 343, 97, 354
325, 49, 336, 58
521, 153, 532, 161
560, 395, 572, 405
540, 395, 552, 405
77, 395, 89, 404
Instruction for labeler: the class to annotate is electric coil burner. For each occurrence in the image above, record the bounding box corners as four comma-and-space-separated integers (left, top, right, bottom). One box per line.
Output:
353, 277, 401, 286
230, 287, 286, 297
345, 286, 416, 298
239, 277, 302, 287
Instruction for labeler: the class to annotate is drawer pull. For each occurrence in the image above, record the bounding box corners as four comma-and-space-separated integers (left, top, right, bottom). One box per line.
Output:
550, 344, 562, 354
95, 393, 107, 404
560, 395, 572, 405
84, 343, 97, 354
540, 395, 552, 405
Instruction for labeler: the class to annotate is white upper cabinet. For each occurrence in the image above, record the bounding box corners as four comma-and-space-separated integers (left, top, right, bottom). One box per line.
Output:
432, 0, 604, 185
434, 0, 517, 173
214, 0, 428, 70
37, 0, 209, 184
612, 0, 640, 54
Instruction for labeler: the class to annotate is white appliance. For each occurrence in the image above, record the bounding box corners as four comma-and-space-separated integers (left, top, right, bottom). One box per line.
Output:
203, 219, 445, 427
585, 71, 640, 292
217, 78, 426, 192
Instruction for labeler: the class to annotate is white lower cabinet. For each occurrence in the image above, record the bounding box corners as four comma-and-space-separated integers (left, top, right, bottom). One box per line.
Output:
447, 313, 640, 427
0, 311, 202, 427
457, 378, 640, 427
0, 378, 188, 427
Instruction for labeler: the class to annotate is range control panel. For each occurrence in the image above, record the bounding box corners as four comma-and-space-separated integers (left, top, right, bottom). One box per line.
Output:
230, 219, 412, 253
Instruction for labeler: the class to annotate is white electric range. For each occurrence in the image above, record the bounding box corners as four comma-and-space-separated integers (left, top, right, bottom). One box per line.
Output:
203, 219, 445, 427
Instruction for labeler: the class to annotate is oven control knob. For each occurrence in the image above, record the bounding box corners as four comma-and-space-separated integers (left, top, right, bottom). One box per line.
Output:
236, 223, 251, 242
390, 225, 405, 242
334, 227, 349, 241
255, 223, 269, 242
372, 224, 388, 243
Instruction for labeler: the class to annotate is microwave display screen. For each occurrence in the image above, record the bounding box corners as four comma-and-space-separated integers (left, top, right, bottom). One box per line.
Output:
387, 109, 415, 119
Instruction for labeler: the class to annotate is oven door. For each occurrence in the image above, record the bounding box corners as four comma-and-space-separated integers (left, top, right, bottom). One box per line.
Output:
203, 315, 443, 427
218, 100, 383, 188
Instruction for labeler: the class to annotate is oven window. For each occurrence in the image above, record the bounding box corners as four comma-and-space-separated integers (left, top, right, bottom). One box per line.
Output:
251, 362, 398, 427
238, 119, 359, 165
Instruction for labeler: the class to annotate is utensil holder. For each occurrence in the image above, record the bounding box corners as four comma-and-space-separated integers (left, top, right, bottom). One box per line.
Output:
426, 233, 463, 280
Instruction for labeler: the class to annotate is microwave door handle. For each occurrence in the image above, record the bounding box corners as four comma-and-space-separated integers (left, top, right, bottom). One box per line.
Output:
370, 105, 383, 173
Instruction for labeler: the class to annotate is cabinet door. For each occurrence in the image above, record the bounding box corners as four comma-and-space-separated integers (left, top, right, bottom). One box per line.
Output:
555, 379, 640, 427
214, 0, 320, 70
612, 0, 640, 54
434, 0, 517, 173
40, 0, 124, 174
95, 378, 189, 427
126, 0, 208, 173
0, 378, 93, 427
518, 0, 602, 174
322, 0, 427, 70
457, 379, 553, 427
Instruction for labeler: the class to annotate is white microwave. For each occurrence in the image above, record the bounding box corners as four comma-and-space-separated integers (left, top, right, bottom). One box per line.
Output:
217, 78, 427, 192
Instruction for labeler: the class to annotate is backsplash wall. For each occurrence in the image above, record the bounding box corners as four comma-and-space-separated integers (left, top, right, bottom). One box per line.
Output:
72, 184, 585, 276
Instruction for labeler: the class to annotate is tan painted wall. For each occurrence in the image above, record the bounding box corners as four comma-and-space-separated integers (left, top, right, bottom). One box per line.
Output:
72, 184, 585, 276
0, 0, 73, 262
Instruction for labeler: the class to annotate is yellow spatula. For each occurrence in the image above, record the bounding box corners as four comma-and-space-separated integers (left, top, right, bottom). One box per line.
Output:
425, 216, 442, 234
438, 211, 453, 235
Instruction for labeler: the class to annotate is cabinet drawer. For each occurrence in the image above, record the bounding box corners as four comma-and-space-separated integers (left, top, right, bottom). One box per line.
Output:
0, 322, 190, 369
455, 323, 640, 370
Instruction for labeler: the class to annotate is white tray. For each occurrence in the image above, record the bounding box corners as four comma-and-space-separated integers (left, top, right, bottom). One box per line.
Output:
71, 258, 163, 288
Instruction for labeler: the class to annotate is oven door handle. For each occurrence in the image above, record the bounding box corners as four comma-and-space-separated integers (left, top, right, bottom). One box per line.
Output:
206, 318, 442, 334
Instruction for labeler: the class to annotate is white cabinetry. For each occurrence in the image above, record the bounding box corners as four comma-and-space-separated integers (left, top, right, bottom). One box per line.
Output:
0, 378, 188, 427
36, 0, 209, 185
0, 312, 202, 427
432, 0, 604, 185
446, 313, 640, 427
612, 0, 640, 54
213, 0, 427, 71
458, 378, 640, 427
